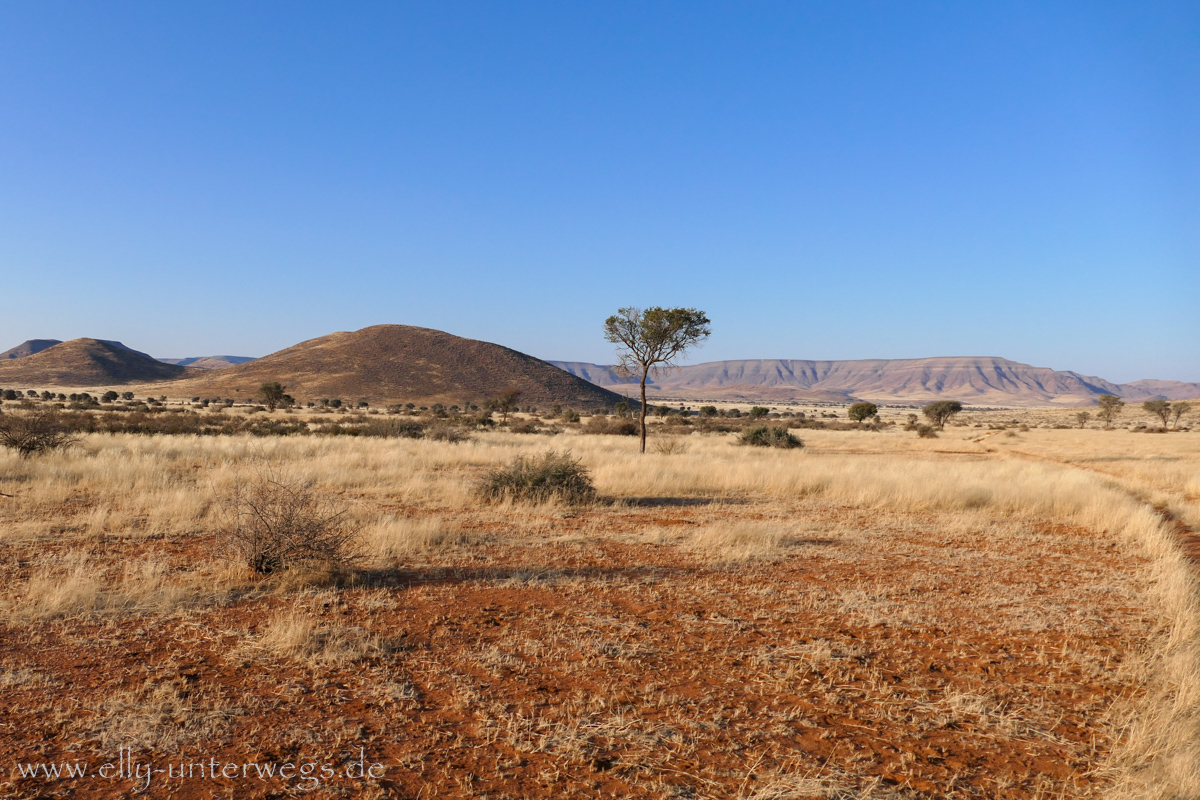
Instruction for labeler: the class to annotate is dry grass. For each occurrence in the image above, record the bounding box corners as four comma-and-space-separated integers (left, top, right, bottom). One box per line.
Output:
0, 423, 1197, 798
253, 606, 384, 665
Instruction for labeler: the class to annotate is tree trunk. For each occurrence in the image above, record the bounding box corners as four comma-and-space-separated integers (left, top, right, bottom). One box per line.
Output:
639, 368, 648, 454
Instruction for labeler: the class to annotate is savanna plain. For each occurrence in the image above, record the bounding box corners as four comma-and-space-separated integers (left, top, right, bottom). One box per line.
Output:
2, 405, 1199, 799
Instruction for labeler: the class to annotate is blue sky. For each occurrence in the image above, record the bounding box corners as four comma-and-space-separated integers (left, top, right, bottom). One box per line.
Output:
1, 1, 1196, 382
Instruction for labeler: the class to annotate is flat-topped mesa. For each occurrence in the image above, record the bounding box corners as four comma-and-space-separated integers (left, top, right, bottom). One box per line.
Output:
550, 356, 1200, 406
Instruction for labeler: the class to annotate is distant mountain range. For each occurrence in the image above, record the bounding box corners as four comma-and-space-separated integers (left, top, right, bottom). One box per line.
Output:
157, 355, 257, 369
1, 334, 1194, 407
548, 357, 1200, 406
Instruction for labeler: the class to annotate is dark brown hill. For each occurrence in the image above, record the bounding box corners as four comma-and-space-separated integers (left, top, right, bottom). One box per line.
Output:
1, 339, 63, 359
0, 339, 190, 386
161, 325, 625, 409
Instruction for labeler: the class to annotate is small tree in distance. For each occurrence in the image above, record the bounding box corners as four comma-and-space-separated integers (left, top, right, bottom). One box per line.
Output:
848, 402, 878, 423
486, 388, 522, 424
1074, 411, 1091, 429
603, 306, 711, 454
922, 400, 963, 430
1171, 401, 1192, 430
259, 382, 287, 411
1143, 399, 1172, 429
1096, 394, 1125, 429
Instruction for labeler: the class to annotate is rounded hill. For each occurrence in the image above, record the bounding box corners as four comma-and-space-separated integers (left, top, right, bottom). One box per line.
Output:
0, 339, 190, 386
165, 324, 626, 409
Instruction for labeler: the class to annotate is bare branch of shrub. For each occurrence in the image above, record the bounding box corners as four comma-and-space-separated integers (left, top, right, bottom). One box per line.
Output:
0, 409, 80, 457
218, 472, 360, 575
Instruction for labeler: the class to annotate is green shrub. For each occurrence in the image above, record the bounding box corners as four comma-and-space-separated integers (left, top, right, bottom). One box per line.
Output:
916, 424, 938, 438
479, 450, 596, 504
748, 406, 770, 420
739, 425, 802, 449
848, 402, 878, 422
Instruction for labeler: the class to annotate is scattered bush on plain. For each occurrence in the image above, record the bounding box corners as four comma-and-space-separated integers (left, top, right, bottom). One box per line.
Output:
220, 472, 360, 575
739, 425, 803, 449
478, 450, 596, 504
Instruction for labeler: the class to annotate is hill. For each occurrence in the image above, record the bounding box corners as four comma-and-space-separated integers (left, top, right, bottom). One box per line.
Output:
1, 339, 63, 359
0, 339, 191, 386
158, 355, 256, 369
160, 325, 625, 409
548, 356, 1200, 406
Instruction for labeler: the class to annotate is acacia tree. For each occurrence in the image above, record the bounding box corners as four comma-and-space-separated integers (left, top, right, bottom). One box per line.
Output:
603, 306, 711, 453
1143, 399, 1172, 429
848, 402, 878, 423
1096, 394, 1125, 429
259, 382, 287, 411
922, 400, 963, 430
1172, 401, 1192, 430
486, 388, 522, 424
1074, 411, 1091, 429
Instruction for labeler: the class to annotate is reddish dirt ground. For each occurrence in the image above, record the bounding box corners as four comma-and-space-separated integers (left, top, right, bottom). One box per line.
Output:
1, 499, 1152, 799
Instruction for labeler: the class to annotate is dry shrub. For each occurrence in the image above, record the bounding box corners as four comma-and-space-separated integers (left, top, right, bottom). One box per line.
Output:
425, 424, 471, 443
358, 418, 424, 438
509, 418, 561, 435
916, 424, 939, 438
220, 472, 360, 574
478, 450, 596, 505
650, 435, 691, 455
740, 425, 803, 449
584, 416, 638, 436
0, 409, 79, 457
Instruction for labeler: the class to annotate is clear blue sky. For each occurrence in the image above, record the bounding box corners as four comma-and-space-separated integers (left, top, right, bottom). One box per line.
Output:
1, 2, 1196, 383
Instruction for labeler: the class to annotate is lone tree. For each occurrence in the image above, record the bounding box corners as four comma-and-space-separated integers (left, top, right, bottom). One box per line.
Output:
603, 306, 711, 453
1171, 401, 1192, 430
922, 400, 963, 430
486, 388, 522, 424
259, 382, 287, 411
1143, 399, 1172, 429
848, 402, 878, 423
1074, 411, 1091, 429
1096, 394, 1125, 429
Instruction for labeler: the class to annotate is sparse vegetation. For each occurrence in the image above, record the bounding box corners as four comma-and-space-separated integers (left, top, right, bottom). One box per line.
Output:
1, 406, 1197, 799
